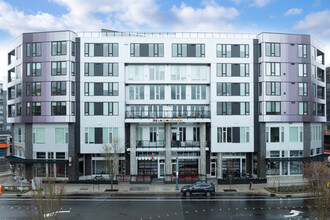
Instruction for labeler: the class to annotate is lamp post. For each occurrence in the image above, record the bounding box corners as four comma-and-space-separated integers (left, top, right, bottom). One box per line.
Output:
176, 154, 179, 190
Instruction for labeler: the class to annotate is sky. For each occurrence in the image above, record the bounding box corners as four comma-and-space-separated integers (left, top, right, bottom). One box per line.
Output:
0, 0, 330, 86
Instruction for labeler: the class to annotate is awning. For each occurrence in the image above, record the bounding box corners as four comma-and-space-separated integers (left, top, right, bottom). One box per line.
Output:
0, 144, 9, 149
5, 156, 68, 164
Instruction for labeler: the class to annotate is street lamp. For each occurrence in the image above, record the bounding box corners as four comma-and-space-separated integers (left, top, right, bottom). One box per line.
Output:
176, 154, 179, 190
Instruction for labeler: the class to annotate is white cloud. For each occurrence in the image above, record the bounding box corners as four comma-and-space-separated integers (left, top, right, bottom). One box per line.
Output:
171, 1, 239, 32
293, 10, 330, 38
284, 8, 302, 16
249, 0, 272, 7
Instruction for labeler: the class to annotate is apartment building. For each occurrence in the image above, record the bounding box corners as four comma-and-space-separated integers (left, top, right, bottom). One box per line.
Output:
6, 30, 326, 181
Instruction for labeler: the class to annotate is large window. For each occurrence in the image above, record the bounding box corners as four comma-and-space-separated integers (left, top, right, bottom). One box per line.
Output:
191, 85, 206, 100
85, 127, 118, 144
266, 102, 281, 115
51, 61, 67, 76
85, 63, 118, 76
129, 85, 144, 100
298, 64, 307, 77
84, 43, 118, 57
55, 128, 68, 144
216, 44, 249, 58
32, 128, 45, 144
84, 82, 119, 96
266, 82, 281, 96
217, 63, 249, 77
298, 102, 308, 115
265, 62, 281, 76
217, 83, 249, 96
172, 44, 205, 57
26, 42, 41, 57
26, 62, 41, 76
191, 65, 208, 80
150, 85, 165, 100
171, 65, 187, 80
217, 127, 249, 143
51, 81, 66, 96
298, 44, 307, 58
289, 127, 299, 142
16, 83, 22, 97
171, 85, 186, 100
217, 102, 249, 115
32, 82, 41, 96
51, 102, 66, 115
298, 83, 308, 96
51, 41, 67, 56
84, 102, 119, 116
149, 65, 165, 80
265, 43, 280, 57
130, 43, 164, 57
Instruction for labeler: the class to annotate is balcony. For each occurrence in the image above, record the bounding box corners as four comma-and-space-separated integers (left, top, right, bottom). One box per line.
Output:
136, 140, 165, 149
171, 140, 200, 148
125, 110, 211, 119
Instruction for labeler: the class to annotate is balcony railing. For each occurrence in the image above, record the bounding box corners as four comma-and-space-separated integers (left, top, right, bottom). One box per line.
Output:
136, 140, 165, 148
126, 110, 211, 119
171, 141, 200, 148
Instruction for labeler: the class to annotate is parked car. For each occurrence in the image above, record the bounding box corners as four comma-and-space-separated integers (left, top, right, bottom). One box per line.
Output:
181, 182, 215, 197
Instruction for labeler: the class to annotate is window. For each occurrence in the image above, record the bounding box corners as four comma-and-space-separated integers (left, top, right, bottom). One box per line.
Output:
85, 63, 119, 76
26, 62, 42, 76
270, 127, 280, 142
85, 127, 118, 144
317, 86, 324, 99
32, 82, 41, 96
191, 85, 206, 100
217, 44, 249, 58
8, 104, 15, 117
172, 44, 205, 57
150, 85, 165, 100
171, 85, 186, 100
217, 102, 249, 115
84, 82, 119, 96
217, 44, 231, 57
84, 43, 118, 57
193, 127, 200, 142
71, 102, 75, 116
290, 150, 303, 157
32, 128, 45, 144
217, 64, 231, 76
311, 126, 322, 141
130, 43, 164, 57
51, 102, 66, 115
311, 65, 316, 78
16, 83, 22, 97
26, 42, 41, 57
217, 127, 232, 143
265, 43, 280, 57
84, 102, 119, 116
265, 62, 280, 76
217, 127, 249, 143
298, 83, 308, 96
26, 102, 31, 116
317, 103, 324, 116
171, 65, 186, 80
266, 82, 281, 96
55, 128, 68, 144
51, 41, 67, 56
298, 44, 307, 58
266, 102, 281, 115
240, 44, 249, 57
217, 83, 249, 96
191, 65, 208, 80
289, 127, 298, 142
298, 102, 308, 115
15, 103, 21, 116
298, 64, 307, 77
51, 81, 66, 96
129, 85, 144, 100
72, 42, 75, 56
71, 62, 75, 76
51, 61, 67, 75
312, 84, 316, 97
26, 83, 31, 97
149, 65, 165, 80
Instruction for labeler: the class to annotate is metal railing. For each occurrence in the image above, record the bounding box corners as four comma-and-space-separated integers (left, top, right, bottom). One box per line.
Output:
171, 141, 200, 148
136, 140, 165, 148
125, 110, 211, 119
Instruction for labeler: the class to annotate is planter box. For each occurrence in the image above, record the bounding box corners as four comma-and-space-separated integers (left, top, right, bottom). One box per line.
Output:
218, 178, 267, 185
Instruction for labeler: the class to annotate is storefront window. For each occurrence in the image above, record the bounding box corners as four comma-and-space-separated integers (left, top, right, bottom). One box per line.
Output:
56, 163, 67, 177
290, 161, 302, 175
34, 163, 46, 177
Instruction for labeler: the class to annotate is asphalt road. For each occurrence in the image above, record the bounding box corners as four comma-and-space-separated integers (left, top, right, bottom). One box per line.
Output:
0, 194, 318, 220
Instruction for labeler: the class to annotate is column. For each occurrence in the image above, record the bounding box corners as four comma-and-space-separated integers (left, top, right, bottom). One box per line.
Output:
165, 123, 172, 182
68, 123, 79, 181
257, 123, 266, 178
24, 123, 33, 181
130, 124, 137, 181
217, 153, 223, 180
200, 123, 206, 181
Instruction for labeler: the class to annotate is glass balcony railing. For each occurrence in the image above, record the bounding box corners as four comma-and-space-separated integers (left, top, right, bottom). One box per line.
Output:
136, 140, 165, 148
125, 110, 211, 119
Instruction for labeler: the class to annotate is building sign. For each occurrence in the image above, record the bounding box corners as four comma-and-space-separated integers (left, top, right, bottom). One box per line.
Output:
14, 145, 24, 149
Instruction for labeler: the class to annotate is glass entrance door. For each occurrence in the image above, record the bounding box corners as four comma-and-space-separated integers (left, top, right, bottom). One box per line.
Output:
210, 162, 216, 178
158, 162, 165, 178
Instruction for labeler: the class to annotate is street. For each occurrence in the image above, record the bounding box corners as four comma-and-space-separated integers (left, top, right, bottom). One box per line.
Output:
0, 194, 317, 220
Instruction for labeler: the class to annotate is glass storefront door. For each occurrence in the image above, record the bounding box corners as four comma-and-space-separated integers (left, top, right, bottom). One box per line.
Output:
210, 162, 216, 178
158, 162, 165, 178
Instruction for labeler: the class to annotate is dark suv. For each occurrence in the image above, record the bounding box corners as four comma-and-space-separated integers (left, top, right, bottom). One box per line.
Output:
181, 182, 215, 197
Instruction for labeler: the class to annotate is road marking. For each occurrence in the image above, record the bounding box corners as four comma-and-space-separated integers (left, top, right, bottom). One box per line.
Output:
284, 210, 303, 218
44, 210, 71, 218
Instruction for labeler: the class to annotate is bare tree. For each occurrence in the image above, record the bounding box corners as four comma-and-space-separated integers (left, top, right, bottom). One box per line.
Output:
28, 178, 66, 220
302, 161, 330, 220
102, 138, 122, 191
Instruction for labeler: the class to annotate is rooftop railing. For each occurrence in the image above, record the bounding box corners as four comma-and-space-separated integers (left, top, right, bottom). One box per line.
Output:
125, 110, 211, 119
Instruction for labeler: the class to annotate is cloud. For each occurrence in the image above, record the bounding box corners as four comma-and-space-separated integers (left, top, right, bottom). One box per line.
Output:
284, 8, 302, 16
171, 1, 240, 32
249, 0, 272, 7
293, 10, 330, 38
